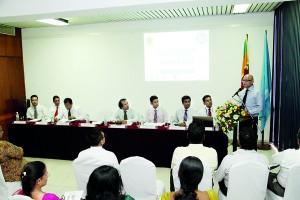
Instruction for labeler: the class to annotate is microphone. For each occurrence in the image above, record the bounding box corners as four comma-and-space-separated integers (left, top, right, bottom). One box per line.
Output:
232, 88, 242, 97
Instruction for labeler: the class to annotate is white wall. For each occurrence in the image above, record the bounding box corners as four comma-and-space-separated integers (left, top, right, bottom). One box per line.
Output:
22, 12, 273, 141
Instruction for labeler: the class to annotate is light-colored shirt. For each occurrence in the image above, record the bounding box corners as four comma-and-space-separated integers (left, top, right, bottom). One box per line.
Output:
271, 148, 300, 188
239, 85, 263, 117
145, 106, 168, 123
171, 144, 218, 173
48, 105, 64, 119
73, 146, 119, 197
111, 108, 138, 122
215, 149, 269, 187
26, 104, 48, 120
58, 104, 87, 120
199, 106, 215, 117
174, 107, 197, 126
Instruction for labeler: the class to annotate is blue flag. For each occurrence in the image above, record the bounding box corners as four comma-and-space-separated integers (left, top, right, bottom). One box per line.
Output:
259, 31, 272, 131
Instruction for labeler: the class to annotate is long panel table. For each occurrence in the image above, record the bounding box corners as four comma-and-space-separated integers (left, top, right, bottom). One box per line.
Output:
7, 123, 228, 167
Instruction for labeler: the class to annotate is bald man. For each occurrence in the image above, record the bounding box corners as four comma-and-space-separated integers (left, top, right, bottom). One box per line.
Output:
239, 74, 263, 150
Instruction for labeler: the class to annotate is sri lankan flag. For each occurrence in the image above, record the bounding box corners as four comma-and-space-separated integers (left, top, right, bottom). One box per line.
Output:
241, 34, 249, 89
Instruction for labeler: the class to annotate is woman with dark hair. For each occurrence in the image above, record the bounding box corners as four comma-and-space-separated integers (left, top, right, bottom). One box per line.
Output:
86, 165, 134, 200
161, 156, 218, 200
20, 161, 60, 200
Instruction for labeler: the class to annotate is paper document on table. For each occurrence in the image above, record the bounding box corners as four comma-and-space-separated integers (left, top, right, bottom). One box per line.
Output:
13, 121, 26, 124
139, 125, 156, 129
35, 121, 48, 125
80, 123, 95, 127
169, 126, 186, 130
56, 122, 70, 126
92, 121, 102, 125
29, 119, 41, 122
63, 190, 83, 200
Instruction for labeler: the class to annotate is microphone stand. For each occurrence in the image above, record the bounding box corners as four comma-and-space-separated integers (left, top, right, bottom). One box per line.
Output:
233, 93, 271, 150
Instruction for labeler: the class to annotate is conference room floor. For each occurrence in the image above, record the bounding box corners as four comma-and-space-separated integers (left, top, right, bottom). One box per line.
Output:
24, 144, 277, 198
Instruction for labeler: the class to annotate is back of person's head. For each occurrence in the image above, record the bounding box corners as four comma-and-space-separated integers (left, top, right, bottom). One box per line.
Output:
239, 127, 257, 150
187, 121, 205, 144
86, 165, 125, 200
64, 98, 73, 104
174, 156, 204, 200
21, 161, 46, 197
86, 128, 104, 146
150, 95, 158, 103
181, 95, 191, 103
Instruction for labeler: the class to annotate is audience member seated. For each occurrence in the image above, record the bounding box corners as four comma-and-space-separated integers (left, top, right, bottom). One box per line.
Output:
19, 161, 60, 200
86, 165, 134, 200
0, 125, 27, 182
171, 121, 218, 172
161, 156, 218, 200
267, 129, 300, 197
73, 128, 119, 197
215, 127, 269, 196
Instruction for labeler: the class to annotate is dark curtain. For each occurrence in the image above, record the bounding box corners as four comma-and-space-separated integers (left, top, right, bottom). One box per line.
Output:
271, 1, 300, 150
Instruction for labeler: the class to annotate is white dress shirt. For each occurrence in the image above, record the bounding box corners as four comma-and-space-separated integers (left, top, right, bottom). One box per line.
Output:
48, 105, 64, 119
73, 146, 119, 197
271, 148, 300, 188
199, 106, 216, 117
239, 85, 263, 117
26, 105, 48, 120
111, 108, 138, 122
215, 149, 269, 187
171, 144, 218, 173
174, 107, 197, 125
145, 106, 168, 123
58, 104, 87, 120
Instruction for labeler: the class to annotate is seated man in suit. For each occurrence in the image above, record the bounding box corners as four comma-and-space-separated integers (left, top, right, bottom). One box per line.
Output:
73, 128, 119, 197
55, 98, 87, 121
111, 98, 138, 124
0, 125, 27, 182
267, 129, 300, 197
174, 95, 196, 127
145, 95, 168, 123
26, 95, 48, 120
215, 127, 269, 196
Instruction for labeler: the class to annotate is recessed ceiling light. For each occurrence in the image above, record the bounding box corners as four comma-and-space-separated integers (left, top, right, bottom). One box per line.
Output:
37, 18, 69, 26
233, 4, 250, 14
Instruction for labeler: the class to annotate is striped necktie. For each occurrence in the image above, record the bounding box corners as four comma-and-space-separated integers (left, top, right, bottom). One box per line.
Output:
183, 109, 188, 122
154, 110, 157, 123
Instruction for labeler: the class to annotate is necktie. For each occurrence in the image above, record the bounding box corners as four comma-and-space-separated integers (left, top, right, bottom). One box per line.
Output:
34, 107, 38, 119
68, 109, 71, 118
154, 110, 157, 123
124, 110, 128, 120
243, 89, 249, 105
183, 109, 188, 122
208, 108, 212, 117
54, 106, 58, 117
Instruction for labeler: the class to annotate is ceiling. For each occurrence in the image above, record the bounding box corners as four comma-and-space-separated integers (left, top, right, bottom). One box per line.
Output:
0, 1, 286, 29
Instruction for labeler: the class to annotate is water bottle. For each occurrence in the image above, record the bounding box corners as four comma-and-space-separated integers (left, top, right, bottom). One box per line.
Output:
86, 114, 90, 123
140, 115, 144, 125
103, 116, 107, 126
16, 112, 20, 121
51, 116, 54, 123
170, 116, 174, 126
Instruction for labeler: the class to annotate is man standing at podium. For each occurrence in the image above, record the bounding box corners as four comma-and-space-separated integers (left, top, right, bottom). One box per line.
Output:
239, 74, 263, 150
111, 98, 138, 124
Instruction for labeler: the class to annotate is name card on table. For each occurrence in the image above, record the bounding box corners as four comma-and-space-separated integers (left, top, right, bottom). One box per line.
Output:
56, 122, 70, 126
109, 124, 126, 129
205, 127, 214, 131
35, 121, 49, 125
13, 121, 26, 124
169, 126, 186, 130
80, 123, 96, 127
139, 125, 156, 129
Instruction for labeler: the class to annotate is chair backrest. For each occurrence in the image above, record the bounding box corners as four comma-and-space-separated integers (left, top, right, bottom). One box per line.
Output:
0, 166, 9, 200
227, 161, 269, 200
173, 160, 212, 191
72, 158, 111, 198
120, 156, 157, 200
283, 163, 300, 200
9, 195, 33, 200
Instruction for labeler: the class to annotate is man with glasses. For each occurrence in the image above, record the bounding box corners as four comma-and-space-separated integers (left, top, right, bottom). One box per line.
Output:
239, 74, 263, 150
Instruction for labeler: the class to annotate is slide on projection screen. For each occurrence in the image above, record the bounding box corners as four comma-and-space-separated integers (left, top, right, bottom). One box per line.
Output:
144, 30, 209, 81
